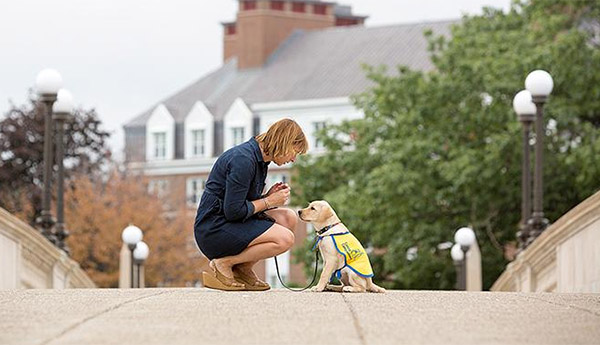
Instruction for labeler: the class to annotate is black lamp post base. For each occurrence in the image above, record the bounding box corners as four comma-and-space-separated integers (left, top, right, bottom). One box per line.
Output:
54, 223, 71, 255
526, 216, 549, 246
36, 212, 58, 245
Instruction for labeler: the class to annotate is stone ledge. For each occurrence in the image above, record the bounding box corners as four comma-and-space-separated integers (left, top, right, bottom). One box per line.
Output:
0, 207, 95, 289
1, 289, 599, 345
492, 190, 600, 292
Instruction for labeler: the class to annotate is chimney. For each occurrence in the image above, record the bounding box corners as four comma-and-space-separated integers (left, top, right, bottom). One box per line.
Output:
222, 0, 367, 69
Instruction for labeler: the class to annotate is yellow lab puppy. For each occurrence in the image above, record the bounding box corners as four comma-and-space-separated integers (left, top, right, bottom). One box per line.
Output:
298, 200, 385, 293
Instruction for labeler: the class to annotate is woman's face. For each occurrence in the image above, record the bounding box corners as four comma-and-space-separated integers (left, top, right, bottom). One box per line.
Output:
273, 149, 299, 166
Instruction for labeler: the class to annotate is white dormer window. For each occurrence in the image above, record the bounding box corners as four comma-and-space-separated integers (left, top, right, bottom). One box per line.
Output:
192, 129, 205, 156
186, 177, 205, 207
153, 132, 167, 159
313, 121, 326, 149
184, 102, 214, 159
232, 127, 245, 146
223, 98, 253, 151
146, 104, 175, 161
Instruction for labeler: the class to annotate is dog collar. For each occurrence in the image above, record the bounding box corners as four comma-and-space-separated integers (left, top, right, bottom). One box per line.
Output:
311, 230, 350, 251
317, 222, 341, 236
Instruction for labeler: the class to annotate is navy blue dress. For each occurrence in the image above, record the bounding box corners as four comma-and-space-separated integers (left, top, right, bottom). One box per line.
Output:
194, 137, 275, 260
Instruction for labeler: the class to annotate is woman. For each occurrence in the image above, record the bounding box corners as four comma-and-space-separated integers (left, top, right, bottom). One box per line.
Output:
194, 118, 309, 291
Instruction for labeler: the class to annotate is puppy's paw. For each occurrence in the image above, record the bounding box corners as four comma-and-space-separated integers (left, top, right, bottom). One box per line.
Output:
368, 284, 386, 293
311, 286, 325, 292
325, 284, 344, 292
342, 286, 356, 293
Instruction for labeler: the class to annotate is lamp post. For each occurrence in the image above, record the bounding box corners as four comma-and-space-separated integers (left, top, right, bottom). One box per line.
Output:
34, 69, 63, 244
133, 241, 149, 288
52, 89, 74, 254
524, 70, 554, 245
454, 227, 476, 290
513, 90, 536, 250
121, 225, 143, 288
451, 243, 465, 290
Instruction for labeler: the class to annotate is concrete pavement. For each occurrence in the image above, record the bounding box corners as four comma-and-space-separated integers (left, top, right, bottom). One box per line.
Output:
1, 288, 599, 345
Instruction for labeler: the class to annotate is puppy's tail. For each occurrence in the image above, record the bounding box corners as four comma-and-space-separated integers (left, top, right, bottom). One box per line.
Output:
367, 278, 386, 293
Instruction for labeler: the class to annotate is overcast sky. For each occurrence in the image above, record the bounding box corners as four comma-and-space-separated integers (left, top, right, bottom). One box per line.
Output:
0, 0, 511, 160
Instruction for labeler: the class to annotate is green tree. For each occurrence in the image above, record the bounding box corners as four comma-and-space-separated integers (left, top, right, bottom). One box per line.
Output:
292, 0, 600, 290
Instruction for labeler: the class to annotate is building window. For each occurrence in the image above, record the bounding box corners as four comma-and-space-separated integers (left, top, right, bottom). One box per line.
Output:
313, 121, 326, 149
232, 127, 245, 146
187, 178, 205, 207
270, 0, 284, 10
191, 129, 205, 157
148, 179, 169, 199
153, 132, 166, 159
243, 1, 257, 10
313, 4, 327, 15
292, 2, 305, 13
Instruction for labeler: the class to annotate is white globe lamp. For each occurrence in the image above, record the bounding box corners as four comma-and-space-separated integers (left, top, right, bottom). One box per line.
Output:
35, 69, 63, 98
454, 227, 476, 249
451, 243, 464, 262
122, 224, 143, 249
525, 70, 554, 98
133, 241, 150, 262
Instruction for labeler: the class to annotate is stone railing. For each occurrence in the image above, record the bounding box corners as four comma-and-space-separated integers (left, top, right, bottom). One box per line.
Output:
0, 207, 95, 289
491, 190, 600, 292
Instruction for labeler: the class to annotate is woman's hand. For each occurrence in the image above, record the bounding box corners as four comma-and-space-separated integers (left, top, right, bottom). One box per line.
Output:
266, 182, 289, 196
266, 185, 290, 207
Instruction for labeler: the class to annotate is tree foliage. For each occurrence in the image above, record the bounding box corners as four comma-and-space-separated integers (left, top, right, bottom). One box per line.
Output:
0, 93, 111, 223
65, 173, 204, 287
1, 93, 204, 287
292, 0, 600, 290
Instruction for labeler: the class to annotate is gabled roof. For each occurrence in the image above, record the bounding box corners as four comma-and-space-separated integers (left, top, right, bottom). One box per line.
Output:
124, 20, 457, 128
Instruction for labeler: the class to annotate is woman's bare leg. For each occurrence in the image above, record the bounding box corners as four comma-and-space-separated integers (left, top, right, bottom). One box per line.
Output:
214, 208, 299, 278
233, 208, 299, 278
213, 223, 293, 278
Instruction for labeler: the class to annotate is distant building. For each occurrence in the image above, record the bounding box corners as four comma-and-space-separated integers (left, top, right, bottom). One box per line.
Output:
123, 0, 454, 286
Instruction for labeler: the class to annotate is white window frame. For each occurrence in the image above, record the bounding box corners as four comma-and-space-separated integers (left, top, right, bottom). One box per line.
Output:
191, 129, 205, 157
146, 104, 175, 161
313, 121, 326, 149
148, 179, 169, 199
184, 101, 214, 159
153, 132, 167, 159
232, 127, 245, 147
186, 177, 205, 207
223, 98, 253, 151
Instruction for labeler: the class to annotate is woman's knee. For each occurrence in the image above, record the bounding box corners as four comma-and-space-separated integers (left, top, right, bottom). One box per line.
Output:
281, 208, 299, 231
277, 228, 295, 251
265, 208, 299, 231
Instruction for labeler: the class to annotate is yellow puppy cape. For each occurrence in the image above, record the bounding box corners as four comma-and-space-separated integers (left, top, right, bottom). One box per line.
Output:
314, 232, 374, 279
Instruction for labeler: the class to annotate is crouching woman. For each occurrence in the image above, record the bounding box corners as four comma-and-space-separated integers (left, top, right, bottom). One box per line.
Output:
194, 118, 309, 291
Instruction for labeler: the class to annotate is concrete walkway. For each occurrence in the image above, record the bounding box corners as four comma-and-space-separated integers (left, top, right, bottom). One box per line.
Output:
1, 288, 599, 345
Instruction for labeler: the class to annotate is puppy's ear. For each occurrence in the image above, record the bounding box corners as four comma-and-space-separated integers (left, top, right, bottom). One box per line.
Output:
321, 204, 334, 220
